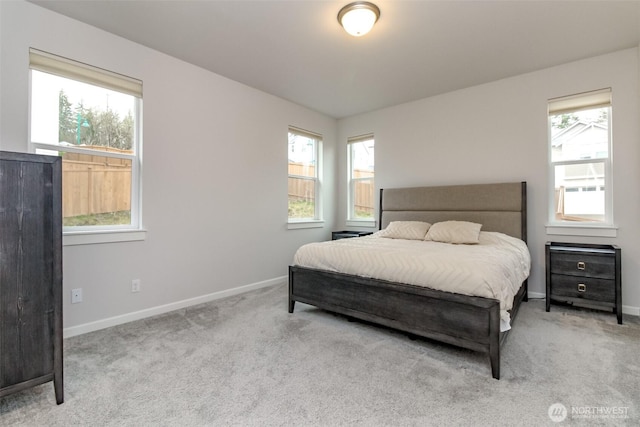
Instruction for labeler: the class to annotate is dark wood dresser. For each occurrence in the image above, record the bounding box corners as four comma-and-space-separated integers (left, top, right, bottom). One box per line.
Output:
545, 242, 621, 324
0, 151, 63, 404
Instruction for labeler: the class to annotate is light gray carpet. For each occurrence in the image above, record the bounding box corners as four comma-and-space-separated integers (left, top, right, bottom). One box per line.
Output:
1, 283, 638, 426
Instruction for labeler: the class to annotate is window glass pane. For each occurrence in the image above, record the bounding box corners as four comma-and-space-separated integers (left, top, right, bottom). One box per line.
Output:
550, 106, 609, 162
288, 133, 316, 178
31, 71, 135, 151
554, 163, 604, 222
349, 138, 374, 219
61, 152, 132, 226
31, 69, 138, 229
353, 178, 374, 219
288, 129, 320, 221
288, 177, 315, 219
35, 149, 132, 226
351, 139, 374, 174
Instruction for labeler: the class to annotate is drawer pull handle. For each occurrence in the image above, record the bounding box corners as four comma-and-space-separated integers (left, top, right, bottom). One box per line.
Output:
578, 283, 586, 292
577, 261, 586, 270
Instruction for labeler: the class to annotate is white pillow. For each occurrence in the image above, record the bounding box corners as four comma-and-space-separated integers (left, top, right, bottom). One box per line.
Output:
378, 221, 431, 240
425, 221, 482, 244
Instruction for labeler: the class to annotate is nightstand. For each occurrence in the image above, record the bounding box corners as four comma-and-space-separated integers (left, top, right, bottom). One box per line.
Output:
331, 230, 373, 240
546, 242, 622, 324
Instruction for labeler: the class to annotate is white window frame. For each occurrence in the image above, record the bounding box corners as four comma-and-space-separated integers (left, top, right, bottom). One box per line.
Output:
346, 133, 375, 228
28, 48, 145, 245
546, 88, 616, 237
287, 126, 323, 229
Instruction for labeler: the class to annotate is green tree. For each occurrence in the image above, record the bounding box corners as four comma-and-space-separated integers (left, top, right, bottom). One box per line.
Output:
59, 99, 133, 150
551, 113, 578, 130
597, 109, 608, 125
90, 108, 133, 150
92, 108, 118, 148
119, 112, 134, 150
58, 90, 75, 144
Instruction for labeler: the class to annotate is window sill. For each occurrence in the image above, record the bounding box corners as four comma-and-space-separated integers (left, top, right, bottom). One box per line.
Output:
63, 229, 147, 246
287, 220, 324, 230
346, 219, 377, 228
545, 224, 617, 238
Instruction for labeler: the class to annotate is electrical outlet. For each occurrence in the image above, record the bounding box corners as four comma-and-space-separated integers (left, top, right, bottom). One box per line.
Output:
71, 288, 83, 304
131, 279, 141, 293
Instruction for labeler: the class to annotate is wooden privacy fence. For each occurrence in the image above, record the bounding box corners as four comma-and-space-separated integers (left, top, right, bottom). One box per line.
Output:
61, 149, 131, 217
352, 180, 374, 215
288, 162, 374, 214
288, 163, 316, 205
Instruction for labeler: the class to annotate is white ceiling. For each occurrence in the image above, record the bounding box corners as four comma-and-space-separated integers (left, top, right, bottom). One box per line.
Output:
28, 0, 640, 119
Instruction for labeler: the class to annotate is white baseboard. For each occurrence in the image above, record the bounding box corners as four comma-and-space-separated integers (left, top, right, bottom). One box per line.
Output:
622, 305, 640, 316
63, 276, 287, 338
527, 291, 639, 316
64, 279, 638, 338
527, 291, 546, 300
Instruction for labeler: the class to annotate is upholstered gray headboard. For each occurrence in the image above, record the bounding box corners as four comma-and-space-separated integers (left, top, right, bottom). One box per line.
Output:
379, 182, 527, 242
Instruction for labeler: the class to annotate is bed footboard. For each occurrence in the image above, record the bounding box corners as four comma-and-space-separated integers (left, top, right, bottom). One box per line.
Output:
289, 265, 507, 379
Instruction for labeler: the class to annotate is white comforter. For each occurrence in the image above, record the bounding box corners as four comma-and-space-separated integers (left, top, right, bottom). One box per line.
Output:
293, 231, 531, 331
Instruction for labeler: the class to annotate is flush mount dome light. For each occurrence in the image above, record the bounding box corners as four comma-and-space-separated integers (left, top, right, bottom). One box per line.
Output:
338, 2, 380, 37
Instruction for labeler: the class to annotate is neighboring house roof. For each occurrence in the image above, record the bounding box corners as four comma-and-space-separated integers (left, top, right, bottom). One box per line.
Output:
551, 120, 608, 148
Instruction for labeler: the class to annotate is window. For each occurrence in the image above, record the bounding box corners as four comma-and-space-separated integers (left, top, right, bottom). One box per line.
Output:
347, 134, 375, 224
29, 49, 143, 234
288, 127, 322, 223
548, 89, 612, 225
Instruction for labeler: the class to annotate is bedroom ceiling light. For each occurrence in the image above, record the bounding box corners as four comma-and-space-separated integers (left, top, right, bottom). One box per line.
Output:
338, 2, 380, 37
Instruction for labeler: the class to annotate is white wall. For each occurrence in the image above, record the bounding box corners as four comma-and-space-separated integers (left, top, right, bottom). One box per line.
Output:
1, 1, 337, 335
2, 1, 638, 336
337, 48, 640, 314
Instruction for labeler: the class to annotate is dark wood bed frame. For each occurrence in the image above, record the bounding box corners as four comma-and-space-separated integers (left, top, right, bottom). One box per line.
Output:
288, 182, 528, 379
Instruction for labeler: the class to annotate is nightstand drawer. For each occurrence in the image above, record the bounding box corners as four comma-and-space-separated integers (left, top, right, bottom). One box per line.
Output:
550, 274, 615, 303
549, 252, 615, 279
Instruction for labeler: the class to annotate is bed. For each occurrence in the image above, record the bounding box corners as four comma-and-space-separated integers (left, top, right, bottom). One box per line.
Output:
288, 181, 529, 379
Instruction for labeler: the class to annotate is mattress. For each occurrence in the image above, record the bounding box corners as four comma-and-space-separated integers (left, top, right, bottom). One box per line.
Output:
293, 231, 531, 331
